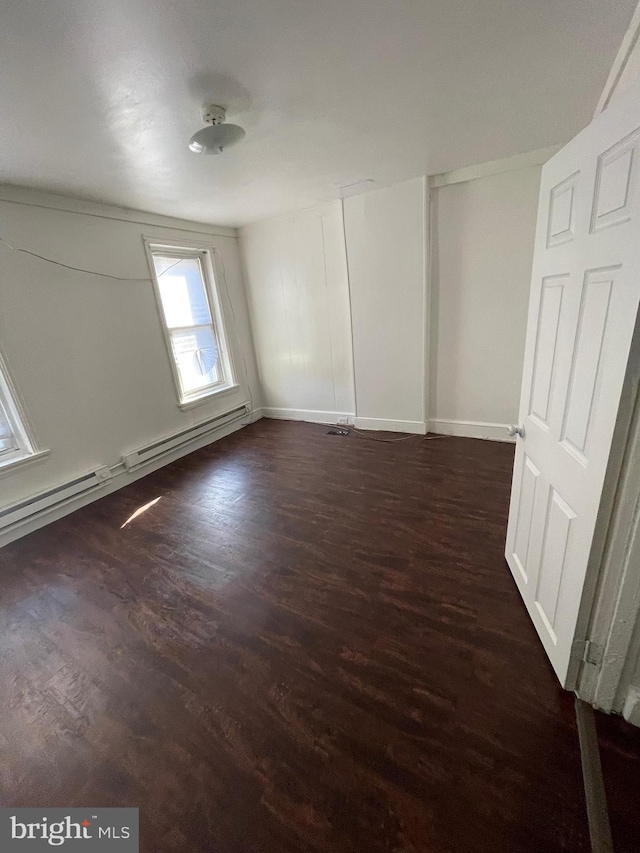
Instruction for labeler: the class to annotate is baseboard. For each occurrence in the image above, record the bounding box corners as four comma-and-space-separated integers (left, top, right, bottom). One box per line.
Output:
429, 418, 514, 442
262, 407, 354, 425
245, 407, 264, 424
261, 409, 427, 434
0, 414, 255, 549
353, 417, 427, 434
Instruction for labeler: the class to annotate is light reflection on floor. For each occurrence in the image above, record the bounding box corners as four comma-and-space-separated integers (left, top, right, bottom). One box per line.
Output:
120, 496, 162, 529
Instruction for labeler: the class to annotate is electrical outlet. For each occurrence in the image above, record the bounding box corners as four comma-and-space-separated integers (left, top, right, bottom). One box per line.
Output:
337, 416, 349, 425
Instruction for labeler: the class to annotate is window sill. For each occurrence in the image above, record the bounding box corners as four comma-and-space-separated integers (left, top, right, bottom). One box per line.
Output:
178, 384, 241, 412
0, 449, 51, 480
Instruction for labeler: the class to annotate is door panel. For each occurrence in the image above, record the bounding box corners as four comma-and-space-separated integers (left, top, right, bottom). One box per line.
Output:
529, 276, 565, 427
534, 486, 575, 641
547, 172, 579, 246
560, 267, 617, 461
591, 130, 639, 231
505, 90, 640, 687
512, 455, 540, 583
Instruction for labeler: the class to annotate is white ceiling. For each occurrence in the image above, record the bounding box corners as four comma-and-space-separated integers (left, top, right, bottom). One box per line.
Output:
0, 0, 635, 227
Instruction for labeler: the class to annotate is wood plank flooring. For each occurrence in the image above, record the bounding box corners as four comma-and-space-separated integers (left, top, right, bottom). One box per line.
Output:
1, 419, 639, 852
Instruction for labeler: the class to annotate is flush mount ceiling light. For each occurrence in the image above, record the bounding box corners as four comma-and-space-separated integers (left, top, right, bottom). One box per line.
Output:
188, 104, 246, 155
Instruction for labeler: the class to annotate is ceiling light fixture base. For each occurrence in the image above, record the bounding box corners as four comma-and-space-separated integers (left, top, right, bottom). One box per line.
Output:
189, 103, 245, 155
201, 105, 226, 125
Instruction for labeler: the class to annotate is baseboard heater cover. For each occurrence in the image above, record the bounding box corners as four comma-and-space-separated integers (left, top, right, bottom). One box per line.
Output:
0, 402, 250, 538
0, 470, 105, 533
122, 403, 250, 472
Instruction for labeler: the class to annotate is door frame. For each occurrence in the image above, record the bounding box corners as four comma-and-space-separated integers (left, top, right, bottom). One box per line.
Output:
577, 314, 640, 711
593, 0, 640, 118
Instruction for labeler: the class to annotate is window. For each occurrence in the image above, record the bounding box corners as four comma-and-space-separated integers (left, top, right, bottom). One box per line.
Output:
0, 358, 36, 470
147, 244, 235, 407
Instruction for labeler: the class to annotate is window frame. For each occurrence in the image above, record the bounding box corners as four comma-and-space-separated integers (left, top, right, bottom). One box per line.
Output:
144, 239, 237, 409
0, 351, 44, 475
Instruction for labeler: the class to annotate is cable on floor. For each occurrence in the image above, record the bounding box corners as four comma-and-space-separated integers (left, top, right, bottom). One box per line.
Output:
350, 428, 448, 443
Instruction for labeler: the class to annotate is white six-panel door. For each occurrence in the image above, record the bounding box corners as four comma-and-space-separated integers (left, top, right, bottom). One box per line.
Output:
505, 89, 640, 688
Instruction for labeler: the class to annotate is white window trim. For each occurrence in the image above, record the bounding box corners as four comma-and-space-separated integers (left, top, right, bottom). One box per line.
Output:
0, 351, 45, 475
144, 238, 237, 409
0, 449, 50, 480
178, 382, 241, 411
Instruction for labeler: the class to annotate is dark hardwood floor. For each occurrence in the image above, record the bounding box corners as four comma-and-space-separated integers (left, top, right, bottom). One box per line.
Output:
1, 419, 639, 852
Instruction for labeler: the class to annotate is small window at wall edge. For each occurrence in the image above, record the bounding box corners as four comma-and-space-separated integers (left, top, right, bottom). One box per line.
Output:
0, 354, 42, 475
145, 240, 237, 409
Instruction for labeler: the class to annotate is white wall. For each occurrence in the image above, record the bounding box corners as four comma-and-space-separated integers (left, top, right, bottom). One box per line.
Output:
0, 187, 260, 511
240, 202, 355, 421
343, 178, 427, 432
430, 166, 542, 439
240, 179, 428, 434
242, 169, 537, 439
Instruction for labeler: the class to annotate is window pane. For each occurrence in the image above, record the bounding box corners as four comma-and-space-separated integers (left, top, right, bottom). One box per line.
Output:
0, 401, 18, 454
153, 256, 212, 328
170, 327, 221, 395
